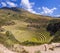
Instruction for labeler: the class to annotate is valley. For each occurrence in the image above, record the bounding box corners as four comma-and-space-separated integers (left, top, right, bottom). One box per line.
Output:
0, 7, 60, 53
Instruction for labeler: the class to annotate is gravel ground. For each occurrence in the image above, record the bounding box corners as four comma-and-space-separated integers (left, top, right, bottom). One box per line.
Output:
0, 43, 60, 53
0, 44, 16, 53
23, 43, 60, 53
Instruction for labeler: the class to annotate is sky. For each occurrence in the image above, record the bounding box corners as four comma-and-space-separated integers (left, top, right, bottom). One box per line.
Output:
0, 0, 60, 17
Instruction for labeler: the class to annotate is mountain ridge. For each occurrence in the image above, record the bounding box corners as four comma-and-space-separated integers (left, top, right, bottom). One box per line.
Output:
0, 7, 58, 18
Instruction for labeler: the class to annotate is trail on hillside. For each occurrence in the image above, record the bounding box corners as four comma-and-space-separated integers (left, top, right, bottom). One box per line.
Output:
23, 43, 60, 53
0, 43, 60, 53
0, 44, 16, 53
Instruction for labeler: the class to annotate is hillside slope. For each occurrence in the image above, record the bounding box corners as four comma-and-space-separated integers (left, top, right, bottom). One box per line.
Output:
0, 7, 60, 46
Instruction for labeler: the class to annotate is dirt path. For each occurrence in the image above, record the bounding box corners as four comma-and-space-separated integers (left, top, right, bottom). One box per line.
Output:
0, 43, 60, 53
23, 43, 60, 53
0, 44, 16, 53
41, 47, 60, 53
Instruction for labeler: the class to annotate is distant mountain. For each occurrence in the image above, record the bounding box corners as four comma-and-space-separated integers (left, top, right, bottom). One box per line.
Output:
0, 7, 22, 12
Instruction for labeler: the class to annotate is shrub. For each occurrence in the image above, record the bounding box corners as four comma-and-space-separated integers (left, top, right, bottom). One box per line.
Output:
47, 22, 60, 35
35, 50, 41, 53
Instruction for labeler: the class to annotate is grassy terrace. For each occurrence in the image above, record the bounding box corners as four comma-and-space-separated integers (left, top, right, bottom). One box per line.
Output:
0, 7, 60, 46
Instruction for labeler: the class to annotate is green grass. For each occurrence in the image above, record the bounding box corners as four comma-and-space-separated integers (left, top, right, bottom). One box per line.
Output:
0, 31, 19, 48
2, 20, 53, 44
